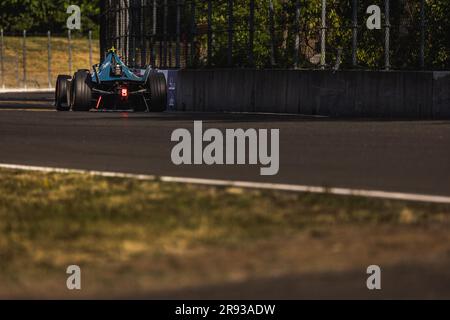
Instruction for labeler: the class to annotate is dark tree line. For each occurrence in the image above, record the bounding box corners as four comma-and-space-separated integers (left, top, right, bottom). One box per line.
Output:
1, 0, 448, 69
0, 0, 100, 36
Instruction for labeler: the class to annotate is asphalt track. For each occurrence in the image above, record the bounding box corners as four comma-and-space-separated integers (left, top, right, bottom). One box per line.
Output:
0, 92, 449, 198
2, 91, 450, 299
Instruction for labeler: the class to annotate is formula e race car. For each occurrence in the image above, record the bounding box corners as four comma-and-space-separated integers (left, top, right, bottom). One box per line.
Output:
55, 48, 167, 112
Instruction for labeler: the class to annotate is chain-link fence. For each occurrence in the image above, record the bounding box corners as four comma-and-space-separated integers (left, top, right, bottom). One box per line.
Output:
99, 0, 450, 70
0, 30, 98, 89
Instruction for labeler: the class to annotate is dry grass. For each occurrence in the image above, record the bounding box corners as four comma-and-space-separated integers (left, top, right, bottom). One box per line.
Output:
0, 168, 449, 298
1, 36, 99, 89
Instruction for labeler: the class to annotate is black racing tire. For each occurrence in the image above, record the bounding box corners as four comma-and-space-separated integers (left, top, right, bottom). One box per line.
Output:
71, 70, 93, 111
146, 72, 167, 112
55, 75, 71, 111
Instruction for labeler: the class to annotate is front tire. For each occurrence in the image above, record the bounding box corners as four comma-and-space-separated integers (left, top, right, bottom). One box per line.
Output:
71, 70, 93, 111
55, 75, 71, 111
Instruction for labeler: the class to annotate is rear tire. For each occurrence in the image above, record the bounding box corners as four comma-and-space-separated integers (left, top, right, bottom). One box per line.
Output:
146, 72, 167, 112
71, 70, 93, 111
55, 75, 71, 111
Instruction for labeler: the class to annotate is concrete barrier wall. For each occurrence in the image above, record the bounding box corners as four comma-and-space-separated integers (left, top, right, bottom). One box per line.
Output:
433, 72, 450, 118
176, 69, 450, 118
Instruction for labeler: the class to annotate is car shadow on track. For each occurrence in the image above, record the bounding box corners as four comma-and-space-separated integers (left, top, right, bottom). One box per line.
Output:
66, 111, 450, 124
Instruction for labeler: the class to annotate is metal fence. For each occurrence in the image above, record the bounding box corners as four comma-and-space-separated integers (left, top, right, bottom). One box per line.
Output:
99, 0, 450, 70
0, 30, 97, 89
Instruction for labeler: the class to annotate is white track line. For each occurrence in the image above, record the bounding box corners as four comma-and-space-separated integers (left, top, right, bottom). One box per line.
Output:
0, 163, 449, 204
0, 88, 54, 93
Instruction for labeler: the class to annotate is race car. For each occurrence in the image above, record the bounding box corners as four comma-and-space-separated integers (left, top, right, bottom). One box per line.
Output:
55, 48, 167, 112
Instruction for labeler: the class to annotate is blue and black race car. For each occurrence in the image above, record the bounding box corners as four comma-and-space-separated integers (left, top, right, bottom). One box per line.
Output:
55, 48, 167, 112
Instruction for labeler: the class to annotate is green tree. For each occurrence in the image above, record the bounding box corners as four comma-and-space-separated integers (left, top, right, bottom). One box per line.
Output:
193, 0, 449, 70
0, 0, 100, 36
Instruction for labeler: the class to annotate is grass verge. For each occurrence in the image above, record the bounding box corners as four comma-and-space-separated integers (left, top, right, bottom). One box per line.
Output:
1, 36, 99, 89
0, 169, 449, 298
